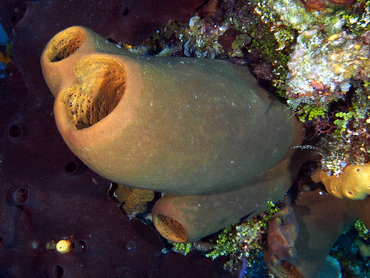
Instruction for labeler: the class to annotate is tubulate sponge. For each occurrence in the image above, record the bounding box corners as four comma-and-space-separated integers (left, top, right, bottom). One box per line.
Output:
41, 26, 303, 242
41, 26, 303, 196
320, 163, 370, 200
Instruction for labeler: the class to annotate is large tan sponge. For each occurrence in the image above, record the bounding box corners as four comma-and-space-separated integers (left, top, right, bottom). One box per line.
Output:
41, 26, 303, 195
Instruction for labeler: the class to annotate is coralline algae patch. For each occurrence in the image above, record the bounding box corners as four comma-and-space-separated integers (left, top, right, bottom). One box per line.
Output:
286, 30, 370, 112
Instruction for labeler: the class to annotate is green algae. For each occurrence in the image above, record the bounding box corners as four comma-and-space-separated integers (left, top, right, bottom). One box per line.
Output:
206, 201, 279, 271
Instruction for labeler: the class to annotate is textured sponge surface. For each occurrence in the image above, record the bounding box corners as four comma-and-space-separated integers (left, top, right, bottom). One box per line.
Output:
45, 27, 85, 62
63, 57, 126, 129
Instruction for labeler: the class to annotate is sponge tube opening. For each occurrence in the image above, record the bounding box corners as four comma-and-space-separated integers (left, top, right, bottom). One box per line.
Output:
154, 214, 189, 243
62, 57, 126, 130
45, 27, 86, 62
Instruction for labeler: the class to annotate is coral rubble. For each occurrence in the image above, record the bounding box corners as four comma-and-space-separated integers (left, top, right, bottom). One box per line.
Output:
286, 30, 370, 112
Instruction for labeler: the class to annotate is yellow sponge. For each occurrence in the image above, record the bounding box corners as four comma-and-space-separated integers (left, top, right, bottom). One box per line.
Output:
320, 163, 370, 200
56, 239, 73, 253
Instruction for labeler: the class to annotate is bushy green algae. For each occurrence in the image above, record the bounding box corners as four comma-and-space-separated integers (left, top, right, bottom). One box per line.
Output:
166, 201, 280, 269
316, 84, 370, 175
170, 241, 193, 256
205, 201, 279, 271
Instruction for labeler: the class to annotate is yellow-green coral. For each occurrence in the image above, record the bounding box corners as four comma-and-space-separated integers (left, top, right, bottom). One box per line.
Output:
252, 0, 370, 178
320, 163, 370, 199
254, 0, 319, 33
296, 104, 327, 122
354, 219, 370, 240
252, 0, 355, 102
170, 241, 193, 256
280, 0, 370, 126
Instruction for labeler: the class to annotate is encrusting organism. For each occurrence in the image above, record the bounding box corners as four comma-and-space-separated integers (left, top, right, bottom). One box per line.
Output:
110, 183, 154, 218
56, 239, 73, 254
320, 163, 370, 199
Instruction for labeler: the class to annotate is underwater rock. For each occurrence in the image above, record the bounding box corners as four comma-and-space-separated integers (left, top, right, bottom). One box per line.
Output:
286, 30, 370, 110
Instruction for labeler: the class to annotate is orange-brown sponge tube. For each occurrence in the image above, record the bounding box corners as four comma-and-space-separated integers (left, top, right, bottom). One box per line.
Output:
152, 155, 301, 242
41, 26, 303, 196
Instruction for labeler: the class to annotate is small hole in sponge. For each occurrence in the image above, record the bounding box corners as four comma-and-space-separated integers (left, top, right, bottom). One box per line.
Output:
121, 6, 130, 16
8, 124, 23, 138
0, 237, 5, 248
52, 264, 65, 278
46, 27, 85, 62
76, 240, 88, 254
11, 2, 28, 25
13, 187, 29, 205
154, 215, 188, 243
65, 161, 78, 173
64, 160, 86, 176
63, 57, 126, 130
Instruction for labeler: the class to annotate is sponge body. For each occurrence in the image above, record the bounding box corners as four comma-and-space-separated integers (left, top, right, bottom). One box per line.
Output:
41, 26, 304, 242
41, 26, 303, 195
